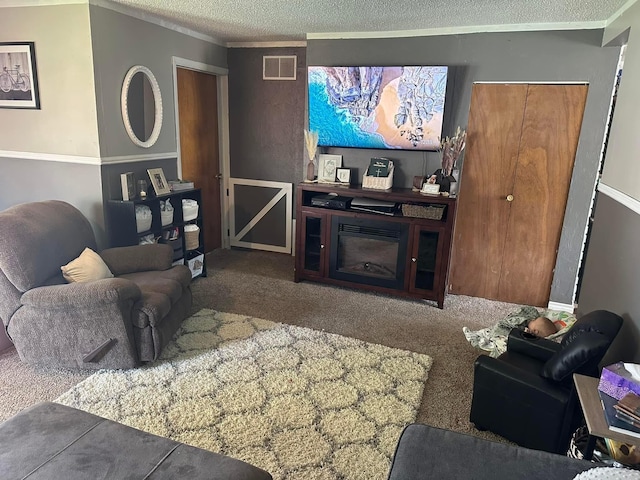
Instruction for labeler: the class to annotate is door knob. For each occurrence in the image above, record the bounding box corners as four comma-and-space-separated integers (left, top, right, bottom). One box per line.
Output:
506, 194, 514, 202
215, 173, 223, 179
412, 257, 417, 262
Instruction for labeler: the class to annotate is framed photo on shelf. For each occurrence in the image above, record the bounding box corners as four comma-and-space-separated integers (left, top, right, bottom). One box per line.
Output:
336, 168, 352, 185
147, 168, 170, 195
0, 42, 40, 109
120, 172, 135, 201
318, 154, 342, 183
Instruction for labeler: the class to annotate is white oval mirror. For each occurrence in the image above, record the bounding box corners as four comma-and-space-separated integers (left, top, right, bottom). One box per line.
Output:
121, 65, 163, 148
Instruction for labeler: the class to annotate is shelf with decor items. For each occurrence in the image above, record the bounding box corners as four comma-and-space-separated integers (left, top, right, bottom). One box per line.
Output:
294, 183, 457, 308
106, 188, 206, 279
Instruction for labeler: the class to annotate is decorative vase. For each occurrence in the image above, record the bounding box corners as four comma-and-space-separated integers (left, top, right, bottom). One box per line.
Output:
306, 156, 316, 182
438, 172, 452, 193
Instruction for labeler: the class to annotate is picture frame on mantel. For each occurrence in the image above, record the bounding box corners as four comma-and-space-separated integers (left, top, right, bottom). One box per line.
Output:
318, 154, 342, 183
0, 42, 40, 109
147, 168, 171, 196
336, 167, 352, 185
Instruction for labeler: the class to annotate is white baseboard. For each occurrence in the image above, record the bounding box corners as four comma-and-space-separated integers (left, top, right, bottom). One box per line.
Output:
547, 301, 575, 313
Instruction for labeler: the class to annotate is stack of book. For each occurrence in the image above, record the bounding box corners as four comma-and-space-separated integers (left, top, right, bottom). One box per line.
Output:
599, 389, 640, 438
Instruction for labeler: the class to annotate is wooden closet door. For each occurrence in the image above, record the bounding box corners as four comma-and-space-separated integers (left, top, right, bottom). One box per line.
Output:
450, 83, 588, 306
448, 84, 528, 299
498, 84, 588, 305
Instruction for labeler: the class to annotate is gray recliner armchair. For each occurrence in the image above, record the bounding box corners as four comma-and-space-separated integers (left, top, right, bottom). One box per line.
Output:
0, 200, 193, 369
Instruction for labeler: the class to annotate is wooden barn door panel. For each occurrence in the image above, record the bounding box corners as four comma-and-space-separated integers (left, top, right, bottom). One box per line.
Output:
498, 84, 588, 305
177, 68, 221, 252
449, 84, 528, 299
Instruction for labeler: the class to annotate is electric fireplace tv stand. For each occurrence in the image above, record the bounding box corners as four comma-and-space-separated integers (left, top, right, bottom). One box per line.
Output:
294, 183, 457, 308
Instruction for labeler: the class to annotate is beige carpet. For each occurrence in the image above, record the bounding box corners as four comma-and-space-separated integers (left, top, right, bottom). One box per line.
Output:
0, 249, 520, 450
56, 309, 433, 480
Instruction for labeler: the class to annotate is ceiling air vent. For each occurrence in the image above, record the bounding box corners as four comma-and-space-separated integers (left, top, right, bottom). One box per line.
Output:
263, 55, 297, 80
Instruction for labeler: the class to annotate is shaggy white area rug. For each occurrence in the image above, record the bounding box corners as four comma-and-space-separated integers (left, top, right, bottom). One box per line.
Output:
56, 309, 433, 480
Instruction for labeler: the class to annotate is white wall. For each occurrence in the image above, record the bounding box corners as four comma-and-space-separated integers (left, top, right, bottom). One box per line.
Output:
576, 1, 640, 362
0, 4, 99, 157
601, 1, 640, 201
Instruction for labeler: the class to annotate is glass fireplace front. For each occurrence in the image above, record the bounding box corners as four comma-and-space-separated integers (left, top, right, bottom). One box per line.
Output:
329, 216, 409, 290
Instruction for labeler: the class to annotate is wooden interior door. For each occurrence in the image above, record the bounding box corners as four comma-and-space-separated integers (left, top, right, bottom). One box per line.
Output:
177, 68, 221, 252
449, 84, 528, 300
449, 83, 588, 306
498, 84, 588, 305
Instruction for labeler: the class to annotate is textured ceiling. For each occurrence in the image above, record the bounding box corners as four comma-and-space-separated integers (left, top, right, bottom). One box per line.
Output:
107, 0, 630, 44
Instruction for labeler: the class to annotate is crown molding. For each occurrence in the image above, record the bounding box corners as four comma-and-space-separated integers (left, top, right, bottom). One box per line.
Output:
0, 0, 225, 47
605, 0, 639, 26
306, 21, 606, 40
89, 0, 225, 46
227, 41, 307, 48
4, 2, 632, 54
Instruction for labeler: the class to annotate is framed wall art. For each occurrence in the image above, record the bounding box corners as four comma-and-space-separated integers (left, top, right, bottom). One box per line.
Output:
0, 42, 40, 109
147, 168, 170, 195
318, 154, 342, 183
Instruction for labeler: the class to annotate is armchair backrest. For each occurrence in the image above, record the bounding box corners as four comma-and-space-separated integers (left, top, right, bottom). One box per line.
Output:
541, 310, 623, 382
0, 201, 96, 325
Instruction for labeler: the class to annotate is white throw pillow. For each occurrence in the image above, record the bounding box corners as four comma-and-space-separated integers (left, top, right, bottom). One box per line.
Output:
61, 248, 114, 283
573, 467, 640, 480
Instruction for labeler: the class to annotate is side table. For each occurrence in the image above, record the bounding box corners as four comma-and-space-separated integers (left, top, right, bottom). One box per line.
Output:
573, 373, 640, 460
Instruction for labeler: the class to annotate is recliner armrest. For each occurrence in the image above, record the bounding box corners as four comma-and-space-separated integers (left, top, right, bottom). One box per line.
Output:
507, 328, 562, 362
474, 354, 570, 404
100, 244, 173, 275
21, 278, 141, 309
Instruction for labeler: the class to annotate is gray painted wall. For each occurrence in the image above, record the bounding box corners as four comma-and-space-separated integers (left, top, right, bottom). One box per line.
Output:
307, 30, 621, 306
101, 158, 179, 201
602, 2, 640, 202
0, 156, 104, 241
577, 2, 640, 361
576, 194, 640, 362
0, 4, 228, 247
89, 4, 228, 158
228, 47, 306, 184
88, 5, 229, 246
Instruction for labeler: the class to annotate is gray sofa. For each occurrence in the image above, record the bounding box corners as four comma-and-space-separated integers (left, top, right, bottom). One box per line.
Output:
388, 423, 595, 479
0, 200, 192, 369
0, 402, 272, 479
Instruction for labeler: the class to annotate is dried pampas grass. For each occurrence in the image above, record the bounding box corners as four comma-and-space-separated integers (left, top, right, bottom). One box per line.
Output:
304, 129, 319, 161
440, 126, 467, 176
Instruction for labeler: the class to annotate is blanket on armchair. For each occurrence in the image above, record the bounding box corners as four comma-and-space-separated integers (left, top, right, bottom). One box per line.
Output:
463, 306, 576, 357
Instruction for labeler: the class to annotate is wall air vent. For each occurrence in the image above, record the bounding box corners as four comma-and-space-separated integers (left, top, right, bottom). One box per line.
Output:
263, 55, 297, 80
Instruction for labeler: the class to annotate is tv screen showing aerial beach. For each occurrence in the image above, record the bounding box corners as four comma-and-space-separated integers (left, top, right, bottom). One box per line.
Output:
308, 66, 448, 151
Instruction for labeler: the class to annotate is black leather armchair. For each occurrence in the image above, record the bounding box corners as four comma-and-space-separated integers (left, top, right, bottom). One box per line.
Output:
469, 310, 623, 454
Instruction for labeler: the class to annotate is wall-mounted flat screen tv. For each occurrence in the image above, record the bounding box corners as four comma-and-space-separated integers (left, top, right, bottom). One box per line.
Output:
308, 66, 448, 151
